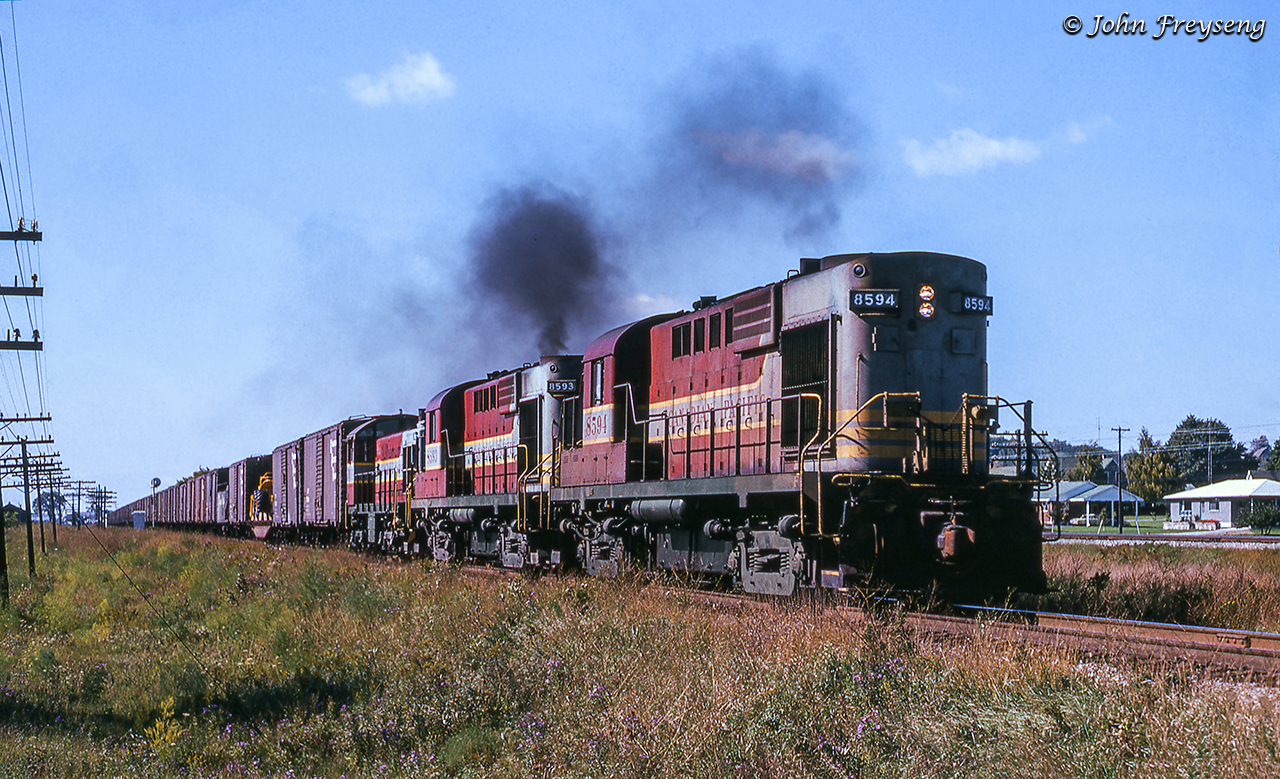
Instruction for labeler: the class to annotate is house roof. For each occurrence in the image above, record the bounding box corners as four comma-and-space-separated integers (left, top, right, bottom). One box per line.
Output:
1035, 481, 1096, 502
1035, 480, 1144, 504
1075, 484, 1144, 504
1164, 476, 1280, 501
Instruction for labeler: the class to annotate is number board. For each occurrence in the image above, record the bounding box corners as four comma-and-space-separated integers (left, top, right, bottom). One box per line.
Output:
547, 379, 578, 397
949, 292, 993, 315
849, 289, 900, 315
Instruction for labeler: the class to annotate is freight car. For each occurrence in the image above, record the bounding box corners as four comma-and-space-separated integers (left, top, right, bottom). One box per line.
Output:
120, 251, 1048, 599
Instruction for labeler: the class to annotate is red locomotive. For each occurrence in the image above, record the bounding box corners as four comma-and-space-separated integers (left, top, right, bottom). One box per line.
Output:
114, 252, 1047, 598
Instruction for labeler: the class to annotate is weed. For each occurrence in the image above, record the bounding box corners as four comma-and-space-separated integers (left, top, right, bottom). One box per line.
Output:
3, 526, 1280, 777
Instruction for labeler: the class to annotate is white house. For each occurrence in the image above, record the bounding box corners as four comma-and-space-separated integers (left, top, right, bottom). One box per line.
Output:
1163, 474, 1280, 529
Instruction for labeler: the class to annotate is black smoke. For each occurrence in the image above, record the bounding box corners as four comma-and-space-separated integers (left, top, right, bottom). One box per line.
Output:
651, 47, 862, 241
468, 184, 609, 355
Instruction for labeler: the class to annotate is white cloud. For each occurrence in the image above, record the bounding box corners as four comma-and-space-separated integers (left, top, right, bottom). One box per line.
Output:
902, 128, 1040, 177
344, 52, 456, 107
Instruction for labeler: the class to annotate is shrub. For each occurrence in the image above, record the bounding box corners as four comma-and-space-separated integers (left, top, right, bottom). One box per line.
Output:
1237, 503, 1280, 533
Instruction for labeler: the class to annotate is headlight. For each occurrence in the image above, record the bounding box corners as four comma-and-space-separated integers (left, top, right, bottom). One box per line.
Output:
918, 284, 936, 318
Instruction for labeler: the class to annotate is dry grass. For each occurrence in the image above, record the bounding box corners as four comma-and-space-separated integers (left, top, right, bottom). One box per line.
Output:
2, 526, 1279, 777
1021, 544, 1280, 632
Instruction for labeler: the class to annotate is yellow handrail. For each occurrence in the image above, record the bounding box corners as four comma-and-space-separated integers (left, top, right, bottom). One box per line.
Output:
798, 391, 921, 538
516, 445, 559, 531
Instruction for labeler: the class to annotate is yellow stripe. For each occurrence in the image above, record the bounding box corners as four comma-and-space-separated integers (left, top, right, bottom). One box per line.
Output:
465, 430, 519, 449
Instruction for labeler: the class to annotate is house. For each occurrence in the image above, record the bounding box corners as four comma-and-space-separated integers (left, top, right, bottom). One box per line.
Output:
1035, 480, 1144, 526
1097, 457, 1120, 485
1163, 474, 1280, 529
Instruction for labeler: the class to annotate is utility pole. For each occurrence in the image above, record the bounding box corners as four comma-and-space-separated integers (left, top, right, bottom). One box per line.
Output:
1112, 426, 1130, 533
0, 224, 43, 588
33, 460, 46, 556
0, 480, 7, 609
21, 440, 33, 577
1207, 427, 1215, 484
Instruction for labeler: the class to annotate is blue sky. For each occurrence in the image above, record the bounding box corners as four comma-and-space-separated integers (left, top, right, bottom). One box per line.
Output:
3, 0, 1276, 501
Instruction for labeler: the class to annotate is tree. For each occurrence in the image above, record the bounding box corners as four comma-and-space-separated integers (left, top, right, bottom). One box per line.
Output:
35, 491, 68, 525
1065, 448, 1105, 482
1124, 428, 1180, 505
1164, 414, 1257, 486
1237, 503, 1280, 534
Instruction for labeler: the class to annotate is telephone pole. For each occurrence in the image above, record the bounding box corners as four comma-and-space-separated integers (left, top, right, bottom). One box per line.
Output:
0, 480, 7, 608
1112, 427, 1130, 533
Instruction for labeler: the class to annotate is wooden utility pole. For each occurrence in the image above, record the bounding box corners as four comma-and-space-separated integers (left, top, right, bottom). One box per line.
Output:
0, 479, 8, 609
1112, 426, 1130, 533
0, 222, 50, 575
21, 440, 33, 577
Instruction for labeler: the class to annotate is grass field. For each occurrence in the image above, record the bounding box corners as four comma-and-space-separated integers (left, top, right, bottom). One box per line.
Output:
2, 525, 1279, 778
1022, 543, 1280, 632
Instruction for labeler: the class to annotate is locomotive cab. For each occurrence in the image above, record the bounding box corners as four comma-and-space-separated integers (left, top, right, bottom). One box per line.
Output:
799, 252, 1044, 596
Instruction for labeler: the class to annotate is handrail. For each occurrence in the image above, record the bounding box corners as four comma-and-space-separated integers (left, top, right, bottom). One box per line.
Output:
402, 468, 414, 532
789, 392, 825, 536
516, 444, 559, 531
515, 444, 530, 525
798, 391, 921, 537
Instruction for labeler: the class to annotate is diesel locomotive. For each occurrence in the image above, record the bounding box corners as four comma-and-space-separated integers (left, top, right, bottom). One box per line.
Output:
114, 252, 1048, 598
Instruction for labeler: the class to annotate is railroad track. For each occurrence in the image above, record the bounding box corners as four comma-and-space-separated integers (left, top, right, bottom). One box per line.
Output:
919, 606, 1280, 677
460, 563, 1280, 677
1044, 531, 1280, 547
678, 587, 1280, 678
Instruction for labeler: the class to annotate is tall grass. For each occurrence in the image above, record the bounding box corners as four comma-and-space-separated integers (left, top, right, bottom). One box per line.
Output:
1022, 543, 1280, 632
2, 526, 1279, 777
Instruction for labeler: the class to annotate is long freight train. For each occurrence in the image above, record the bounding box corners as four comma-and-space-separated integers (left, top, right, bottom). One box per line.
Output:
112, 252, 1048, 598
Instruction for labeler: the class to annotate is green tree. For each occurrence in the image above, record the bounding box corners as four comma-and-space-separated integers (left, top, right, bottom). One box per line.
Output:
1065, 449, 1104, 482
1165, 414, 1256, 486
1237, 503, 1280, 534
1124, 428, 1179, 504
35, 491, 67, 525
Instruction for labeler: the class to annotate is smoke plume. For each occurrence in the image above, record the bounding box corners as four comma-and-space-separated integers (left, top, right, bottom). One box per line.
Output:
652, 48, 861, 240
468, 184, 609, 355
